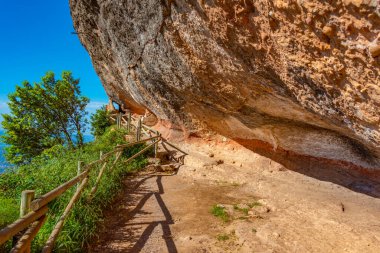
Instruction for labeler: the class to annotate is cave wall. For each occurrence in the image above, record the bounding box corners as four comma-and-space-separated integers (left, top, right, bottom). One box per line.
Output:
70, 0, 380, 171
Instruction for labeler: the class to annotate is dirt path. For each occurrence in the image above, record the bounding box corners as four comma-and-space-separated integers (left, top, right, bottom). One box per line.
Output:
88, 169, 177, 252
88, 167, 251, 253
88, 141, 380, 253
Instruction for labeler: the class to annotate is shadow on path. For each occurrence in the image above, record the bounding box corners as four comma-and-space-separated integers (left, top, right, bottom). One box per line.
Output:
88, 172, 178, 253
128, 175, 177, 253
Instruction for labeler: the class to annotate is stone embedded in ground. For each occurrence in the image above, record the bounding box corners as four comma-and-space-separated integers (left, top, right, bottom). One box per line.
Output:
322, 25, 334, 38
158, 164, 176, 172
253, 206, 270, 214
369, 44, 380, 57
236, 204, 249, 210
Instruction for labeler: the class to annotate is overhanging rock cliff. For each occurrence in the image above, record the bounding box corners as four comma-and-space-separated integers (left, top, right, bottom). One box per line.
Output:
70, 0, 380, 173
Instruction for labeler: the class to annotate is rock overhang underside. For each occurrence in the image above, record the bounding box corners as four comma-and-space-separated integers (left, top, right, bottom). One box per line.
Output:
70, 0, 380, 173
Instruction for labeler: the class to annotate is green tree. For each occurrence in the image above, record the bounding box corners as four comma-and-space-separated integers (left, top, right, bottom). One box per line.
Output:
1, 71, 89, 164
90, 106, 111, 137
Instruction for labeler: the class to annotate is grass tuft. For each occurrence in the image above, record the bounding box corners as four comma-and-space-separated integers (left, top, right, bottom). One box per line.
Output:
233, 204, 249, 215
217, 234, 230, 241
211, 204, 229, 223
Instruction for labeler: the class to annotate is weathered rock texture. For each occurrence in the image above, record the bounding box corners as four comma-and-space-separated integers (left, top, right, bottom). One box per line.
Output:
70, 0, 380, 173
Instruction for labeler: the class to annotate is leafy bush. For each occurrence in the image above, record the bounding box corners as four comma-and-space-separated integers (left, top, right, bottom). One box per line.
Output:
0, 127, 149, 252
90, 106, 112, 138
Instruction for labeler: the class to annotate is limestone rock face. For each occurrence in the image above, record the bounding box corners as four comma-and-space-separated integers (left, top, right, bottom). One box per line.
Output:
70, 0, 380, 171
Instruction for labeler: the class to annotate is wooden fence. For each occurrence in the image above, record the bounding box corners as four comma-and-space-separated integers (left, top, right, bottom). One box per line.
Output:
110, 112, 160, 138
114, 112, 188, 157
110, 112, 162, 156
0, 113, 161, 252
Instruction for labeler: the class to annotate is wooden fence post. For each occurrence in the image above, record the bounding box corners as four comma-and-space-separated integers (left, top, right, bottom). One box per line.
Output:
14, 190, 35, 252
154, 133, 160, 158
127, 112, 131, 133
20, 191, 35, 218
136, 117, 142, 141
77, 161, 83, 190
118, 113, 122, 129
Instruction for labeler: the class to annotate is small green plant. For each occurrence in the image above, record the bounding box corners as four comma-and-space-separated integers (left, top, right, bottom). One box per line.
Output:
217, 234, 230, 241
211, 205, 229, 222
252, 228, 257, 233
241, 208, 249, 215
233, 204, 249, 215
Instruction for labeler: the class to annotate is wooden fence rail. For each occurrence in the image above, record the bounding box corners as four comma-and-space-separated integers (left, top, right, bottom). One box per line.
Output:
0, 206, 49, 246
0, 113, 162, 252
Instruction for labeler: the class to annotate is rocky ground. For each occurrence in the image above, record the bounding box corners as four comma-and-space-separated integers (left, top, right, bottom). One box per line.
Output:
88, 138, 380, 253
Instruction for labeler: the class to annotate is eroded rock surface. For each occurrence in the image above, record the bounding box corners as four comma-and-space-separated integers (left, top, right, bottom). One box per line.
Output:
70, 0, 380, 172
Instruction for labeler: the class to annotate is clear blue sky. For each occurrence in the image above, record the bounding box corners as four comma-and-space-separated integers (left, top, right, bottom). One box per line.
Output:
0, 1, 108, 127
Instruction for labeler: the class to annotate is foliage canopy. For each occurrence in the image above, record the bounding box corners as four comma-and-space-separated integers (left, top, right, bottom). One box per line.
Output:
1, 71, 89, 164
